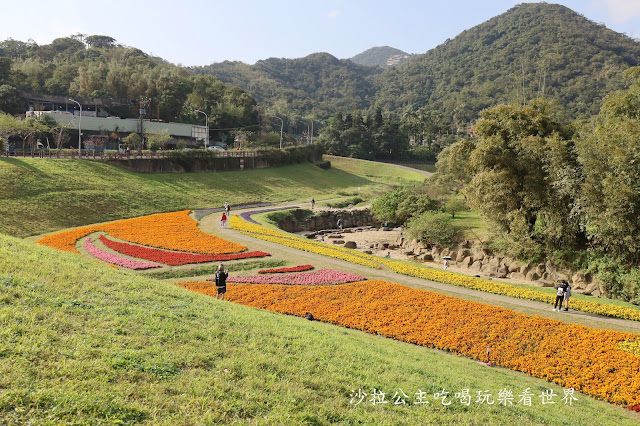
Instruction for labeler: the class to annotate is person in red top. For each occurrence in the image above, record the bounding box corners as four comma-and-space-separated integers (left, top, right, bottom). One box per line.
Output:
220, 212, 227, 228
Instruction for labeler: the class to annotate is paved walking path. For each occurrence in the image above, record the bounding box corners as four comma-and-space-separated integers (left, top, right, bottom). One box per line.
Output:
203, 205, 640, 334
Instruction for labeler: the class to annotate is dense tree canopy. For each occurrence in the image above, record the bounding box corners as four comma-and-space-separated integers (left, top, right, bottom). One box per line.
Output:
0, 36, 258, 131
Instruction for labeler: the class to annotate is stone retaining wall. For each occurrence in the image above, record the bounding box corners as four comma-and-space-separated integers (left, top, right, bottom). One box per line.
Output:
277, 209, 380, 233
400, 238, 605, 297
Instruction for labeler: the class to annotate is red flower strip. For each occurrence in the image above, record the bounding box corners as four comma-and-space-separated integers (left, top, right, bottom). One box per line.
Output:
258, 264, 314, 274
100, 234, 270, 265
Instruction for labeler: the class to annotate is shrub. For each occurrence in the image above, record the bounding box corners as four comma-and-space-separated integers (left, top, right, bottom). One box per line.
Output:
408, 146, 437, 162
395, 194, 439, 223
371, 187, 407, 223
444, 198, 467, 218
405, 211, 459, 246
266, 208, 313, 224
324, 197, 363, 208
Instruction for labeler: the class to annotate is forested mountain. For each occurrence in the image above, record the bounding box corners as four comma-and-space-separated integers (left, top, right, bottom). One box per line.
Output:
194, 3, 640, 127
349, 46, 411, 67
374, 2, 640, 125
191, 53, 381, 120
2, 3, 640, 144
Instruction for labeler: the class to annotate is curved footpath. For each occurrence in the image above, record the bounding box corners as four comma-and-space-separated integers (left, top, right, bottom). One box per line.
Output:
207, 204, 640, 334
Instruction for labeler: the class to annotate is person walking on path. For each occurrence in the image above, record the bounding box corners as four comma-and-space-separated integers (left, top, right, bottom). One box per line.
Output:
311, 198, 315, 209
443, 259, 450, 270
553, 281, 567, 311
220, 212, 227, 228
224, 202, 230, 216
215, 264, 229, 300
563, 281, 572, 311
337, 218, 342, 230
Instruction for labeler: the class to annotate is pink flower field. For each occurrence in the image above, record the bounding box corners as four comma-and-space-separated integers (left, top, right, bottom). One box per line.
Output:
222, 268, 367, 286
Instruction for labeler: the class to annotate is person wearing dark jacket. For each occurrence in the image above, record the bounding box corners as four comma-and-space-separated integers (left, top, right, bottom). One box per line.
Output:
215, 264, 229, 300
553, 281, 567, 311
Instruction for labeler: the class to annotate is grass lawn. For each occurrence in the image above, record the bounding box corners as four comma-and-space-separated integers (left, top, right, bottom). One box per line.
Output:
0, 157, 424, 238
324, 155, 428, 183
453, 209, 492, 242
1, 234, 638, 424
391, 161, 437, 173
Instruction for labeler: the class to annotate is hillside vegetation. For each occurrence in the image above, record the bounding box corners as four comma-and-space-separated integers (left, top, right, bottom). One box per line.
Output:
374, 3, 640, 123
348, 46, 411, 67
192, 53, 380, 119
3, 3, 640, 156
194, 3, 640, 126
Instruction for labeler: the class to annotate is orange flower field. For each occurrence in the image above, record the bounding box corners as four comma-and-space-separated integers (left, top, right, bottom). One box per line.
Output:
177, 279, 640, 409
36, 210, 246, 254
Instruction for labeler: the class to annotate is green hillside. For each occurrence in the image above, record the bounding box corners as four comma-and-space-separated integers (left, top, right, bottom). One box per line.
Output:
375, 3, 640, 122
191, 53, 380, 119
349, 46, 411, 67
0, 157, 425, 238
4, 3, 640, 145
194, 3, 640, 126
2, 233, 639, 424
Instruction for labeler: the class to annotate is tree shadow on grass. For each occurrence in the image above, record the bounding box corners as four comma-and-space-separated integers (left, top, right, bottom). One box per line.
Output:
0, 158, 49, 176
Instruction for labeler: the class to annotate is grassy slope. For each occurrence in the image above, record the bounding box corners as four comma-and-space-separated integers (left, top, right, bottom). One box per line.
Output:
1, 234, 638, 424
324, 155, 427, 183
0, 157, 424, 238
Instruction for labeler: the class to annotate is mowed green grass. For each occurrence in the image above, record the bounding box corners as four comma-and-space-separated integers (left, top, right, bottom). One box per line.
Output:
391, 162, 437, 173
0, 157, 425, 238
1, 234, 638, 424
324, 155, 428, 183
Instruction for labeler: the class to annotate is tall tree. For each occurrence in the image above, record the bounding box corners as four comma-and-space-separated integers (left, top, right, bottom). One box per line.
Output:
464, 100, 580, 255
576, 70, 640, 263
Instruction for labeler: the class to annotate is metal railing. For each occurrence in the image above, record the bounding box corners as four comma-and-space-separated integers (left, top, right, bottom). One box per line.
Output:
3, 149, 258, 161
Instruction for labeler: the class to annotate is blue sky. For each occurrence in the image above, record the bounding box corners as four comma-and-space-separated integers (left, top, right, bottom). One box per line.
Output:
2, 1, 640, 66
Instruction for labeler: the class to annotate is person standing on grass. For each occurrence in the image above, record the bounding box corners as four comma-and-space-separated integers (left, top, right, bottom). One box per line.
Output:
220, 212, 227, 228
564, 281, 572, 311
553, 281, 567, 311
215, 264, 229, 300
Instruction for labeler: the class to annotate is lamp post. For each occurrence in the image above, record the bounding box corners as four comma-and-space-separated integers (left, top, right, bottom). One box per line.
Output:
303, 120, 310, 144
272, 116, 283, 149
68, 98, 82, 154
194, 109, 209, 149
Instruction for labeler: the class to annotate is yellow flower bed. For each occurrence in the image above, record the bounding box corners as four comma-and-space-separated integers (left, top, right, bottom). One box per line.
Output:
229, 216, 381, 269
619, 339, 640, 357
37, 210, 246, 254
378, 258, 640, 322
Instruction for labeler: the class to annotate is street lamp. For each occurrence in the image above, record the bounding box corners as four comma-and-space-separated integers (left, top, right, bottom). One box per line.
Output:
194, 109, 209, 149
271, 116, 283, 149
68, 98, 82, 154
302, 120, 310, 145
